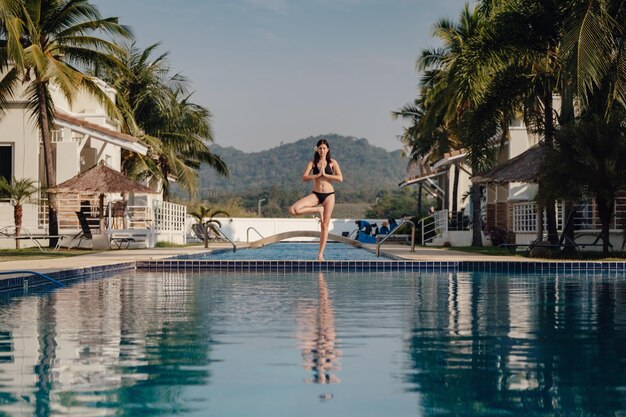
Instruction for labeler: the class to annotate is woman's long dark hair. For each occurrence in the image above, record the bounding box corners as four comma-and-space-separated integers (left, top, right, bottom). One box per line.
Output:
313, 139, 332, 164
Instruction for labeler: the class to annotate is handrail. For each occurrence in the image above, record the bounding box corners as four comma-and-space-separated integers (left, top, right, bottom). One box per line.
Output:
0, 270, 64, 287
246, 227, 264, 243
418, 216, 433, 246
419, 209, 448, 245
376, 220, 415, 257
216, 228, 237, 252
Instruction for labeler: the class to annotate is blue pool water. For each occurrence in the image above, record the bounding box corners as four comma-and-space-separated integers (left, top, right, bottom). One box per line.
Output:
0, 270, 625, 416
182, 242, 384, 260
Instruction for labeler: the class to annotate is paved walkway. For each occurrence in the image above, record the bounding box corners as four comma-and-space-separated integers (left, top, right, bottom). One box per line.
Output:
0, 243, 523, 275
362, 244, 522, 262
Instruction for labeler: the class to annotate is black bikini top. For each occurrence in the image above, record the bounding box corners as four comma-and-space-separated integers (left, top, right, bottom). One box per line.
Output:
312, 161, 333, 175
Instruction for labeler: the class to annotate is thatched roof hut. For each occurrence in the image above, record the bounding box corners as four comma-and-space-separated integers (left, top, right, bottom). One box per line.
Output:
51, 161, 158, 231
52, 161, 157, 194
472, 145, 547, 185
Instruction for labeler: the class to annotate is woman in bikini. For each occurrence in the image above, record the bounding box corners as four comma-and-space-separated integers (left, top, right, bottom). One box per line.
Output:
289, 139, 343, 260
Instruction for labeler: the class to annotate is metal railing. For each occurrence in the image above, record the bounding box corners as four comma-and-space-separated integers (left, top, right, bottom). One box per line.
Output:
246, 227, 264, 243
376, 220, 415, 257
419, 209, 448, 245
217, 228, 236, 252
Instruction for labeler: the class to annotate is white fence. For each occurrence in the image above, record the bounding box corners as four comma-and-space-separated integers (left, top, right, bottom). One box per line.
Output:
511, 199, 626, 233
153, 200, 187, 245
1, 197, 187, 248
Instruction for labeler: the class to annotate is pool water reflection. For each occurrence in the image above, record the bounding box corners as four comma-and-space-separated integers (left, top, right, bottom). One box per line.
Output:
0, 270, 624, 416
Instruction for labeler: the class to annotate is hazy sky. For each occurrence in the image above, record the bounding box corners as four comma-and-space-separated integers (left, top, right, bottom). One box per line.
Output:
93, 0, 469, 152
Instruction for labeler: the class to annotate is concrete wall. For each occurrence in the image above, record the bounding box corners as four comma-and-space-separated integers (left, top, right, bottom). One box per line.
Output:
211, 217, 387, 243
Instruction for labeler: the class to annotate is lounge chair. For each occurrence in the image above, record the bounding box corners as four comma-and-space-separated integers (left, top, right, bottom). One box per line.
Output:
192, 223, 222, 243
0, 225, 67, 251
499, 210, 581, 256
75, 211, 135, 249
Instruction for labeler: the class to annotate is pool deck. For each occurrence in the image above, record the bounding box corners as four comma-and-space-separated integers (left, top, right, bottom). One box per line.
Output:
0, 243, 521, 276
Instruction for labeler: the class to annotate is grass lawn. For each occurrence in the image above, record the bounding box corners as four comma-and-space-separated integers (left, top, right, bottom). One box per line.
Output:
0, 248, 93, 262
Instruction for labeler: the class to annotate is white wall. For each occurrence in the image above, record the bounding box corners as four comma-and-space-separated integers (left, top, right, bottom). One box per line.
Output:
0, 107, 40, 182
201, 217, 387, 243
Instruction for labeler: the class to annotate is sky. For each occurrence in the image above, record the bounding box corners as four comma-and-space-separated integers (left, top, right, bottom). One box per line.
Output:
93, 0, 469, 152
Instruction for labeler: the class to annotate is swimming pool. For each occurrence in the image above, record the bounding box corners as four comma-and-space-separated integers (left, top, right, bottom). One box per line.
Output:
176, 242, 385, 260
0, 269, 625, 416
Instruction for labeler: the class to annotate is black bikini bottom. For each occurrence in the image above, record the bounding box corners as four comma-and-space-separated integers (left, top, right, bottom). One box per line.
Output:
313, 191, 335, 204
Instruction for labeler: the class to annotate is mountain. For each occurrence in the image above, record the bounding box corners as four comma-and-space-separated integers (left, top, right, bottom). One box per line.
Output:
198, 134, 411, 204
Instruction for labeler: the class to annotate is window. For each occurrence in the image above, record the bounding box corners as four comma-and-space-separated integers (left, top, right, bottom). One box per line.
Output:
0, 145, 12, 198
0, 145, 11, 182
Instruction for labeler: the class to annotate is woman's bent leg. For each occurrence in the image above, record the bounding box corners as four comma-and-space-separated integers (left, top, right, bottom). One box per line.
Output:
290, 194, 323, 217
317, 195, 335, 260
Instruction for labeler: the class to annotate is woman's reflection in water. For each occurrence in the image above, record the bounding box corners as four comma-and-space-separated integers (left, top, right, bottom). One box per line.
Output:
297, 272, 341, 384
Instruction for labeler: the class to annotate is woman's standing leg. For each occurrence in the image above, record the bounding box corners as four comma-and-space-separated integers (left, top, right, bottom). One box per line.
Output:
318, 195, 335, 260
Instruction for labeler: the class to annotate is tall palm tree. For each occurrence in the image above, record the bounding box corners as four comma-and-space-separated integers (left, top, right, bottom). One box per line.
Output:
0, 0, 132, 244
466, 0, 568, 244
400, 4, 496, 245
0, 177, 39, 248
107, 43, 228, 200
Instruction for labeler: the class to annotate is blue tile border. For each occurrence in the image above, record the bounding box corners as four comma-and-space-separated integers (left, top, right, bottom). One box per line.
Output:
0, 262, 135, 293
135, 259, 626, 274
2, 259, 626, 294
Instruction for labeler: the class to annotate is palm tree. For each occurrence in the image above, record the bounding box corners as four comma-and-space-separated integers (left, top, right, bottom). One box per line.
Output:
562, 0, 626, 113
189, 205, 230, 248
0, 0, 132, 245
400, 4, 496, 246
393, 98, 458, 215
463, 0, 569, 244
0, 177, 39, 248
540, 110, 626, 256
107, 43, 228, 200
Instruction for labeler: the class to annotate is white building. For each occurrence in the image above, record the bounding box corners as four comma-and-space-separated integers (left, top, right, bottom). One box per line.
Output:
0, 78, 186, 249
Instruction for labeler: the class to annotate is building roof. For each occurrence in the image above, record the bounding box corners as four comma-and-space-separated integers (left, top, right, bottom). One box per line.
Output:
398, 170, 447, 188
471, 145, 547, 184
52, 161, 157, 194
54, 111, 148, 155
432, 149, 468, 169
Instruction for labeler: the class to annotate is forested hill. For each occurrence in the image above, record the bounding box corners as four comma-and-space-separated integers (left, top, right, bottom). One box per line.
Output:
198, 134, 411, 203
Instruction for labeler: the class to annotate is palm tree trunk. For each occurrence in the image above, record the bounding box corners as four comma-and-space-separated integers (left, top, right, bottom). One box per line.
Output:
37, 81, 59, 248
596, 195, 613, 257
452, 164, 459, 213
417, 184, 423, 215
203, 223, 209, 249
160, 157, 170, 202
471, 183, 483, 246
543, 90, 559, 244
536, 204, 544, 240
562, 201, 577, 256
14, 204, 22, 249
